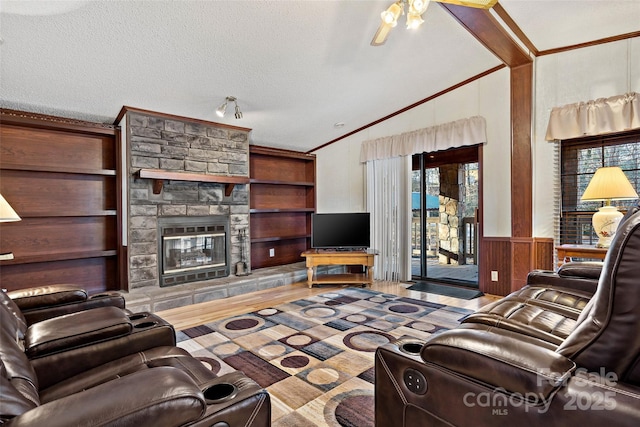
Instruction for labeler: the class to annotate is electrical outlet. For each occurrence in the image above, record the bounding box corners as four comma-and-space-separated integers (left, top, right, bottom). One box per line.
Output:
269, 248, 275, 257
491, 271, 499, 282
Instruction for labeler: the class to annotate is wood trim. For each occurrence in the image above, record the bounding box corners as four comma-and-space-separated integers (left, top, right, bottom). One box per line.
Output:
251, 144, 316, 161
538, 31, 640, 56
1, 108, 116, 135
440, 3, 531, 68
115, 106, 252, 133
492, 2, 539, 56
307, 65, 506, 153
510, 63, 533, 238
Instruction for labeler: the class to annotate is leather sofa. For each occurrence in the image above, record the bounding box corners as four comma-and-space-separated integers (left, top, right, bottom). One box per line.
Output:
1, 286, 271, 426
375, 202, 640, 426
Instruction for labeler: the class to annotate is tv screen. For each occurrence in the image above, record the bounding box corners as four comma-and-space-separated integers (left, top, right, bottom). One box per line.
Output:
311, 213, 370, 249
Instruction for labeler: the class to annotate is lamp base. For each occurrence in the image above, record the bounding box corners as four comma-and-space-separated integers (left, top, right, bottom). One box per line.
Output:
592, 205, 624, 248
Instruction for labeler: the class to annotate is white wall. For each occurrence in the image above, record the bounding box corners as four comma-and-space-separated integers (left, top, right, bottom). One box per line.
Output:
315, 67, 512, 236
316, 38, 640, 240
533, 38, 640, 238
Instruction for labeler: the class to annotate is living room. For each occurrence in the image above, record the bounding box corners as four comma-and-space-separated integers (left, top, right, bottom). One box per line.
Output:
1, 1, 640, 426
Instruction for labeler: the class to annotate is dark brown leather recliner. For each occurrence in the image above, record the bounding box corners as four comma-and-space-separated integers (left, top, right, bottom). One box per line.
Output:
375, 202, 640, 427
1, 286, 271, 426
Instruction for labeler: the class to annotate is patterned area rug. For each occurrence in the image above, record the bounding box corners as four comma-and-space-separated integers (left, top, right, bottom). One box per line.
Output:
176, 287, 473, 427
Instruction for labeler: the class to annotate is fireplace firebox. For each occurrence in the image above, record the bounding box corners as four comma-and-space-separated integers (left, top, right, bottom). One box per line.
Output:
158, 216, 230, 287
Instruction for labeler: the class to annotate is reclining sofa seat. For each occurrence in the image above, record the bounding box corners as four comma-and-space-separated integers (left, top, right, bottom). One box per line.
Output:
1, 287, 271, 426
375, 202, 640, 427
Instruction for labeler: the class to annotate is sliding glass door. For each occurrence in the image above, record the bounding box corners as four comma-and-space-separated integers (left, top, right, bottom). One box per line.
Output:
411, 146, 480, 287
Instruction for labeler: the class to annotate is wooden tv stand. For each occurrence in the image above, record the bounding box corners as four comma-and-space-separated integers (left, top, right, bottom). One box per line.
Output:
300, 249, 378, 288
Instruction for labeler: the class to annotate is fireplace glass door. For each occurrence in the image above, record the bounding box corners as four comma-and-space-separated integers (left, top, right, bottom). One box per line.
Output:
163, 233, 226, 274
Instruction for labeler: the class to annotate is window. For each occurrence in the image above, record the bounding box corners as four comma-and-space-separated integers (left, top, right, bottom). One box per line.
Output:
560, 130, 640, 245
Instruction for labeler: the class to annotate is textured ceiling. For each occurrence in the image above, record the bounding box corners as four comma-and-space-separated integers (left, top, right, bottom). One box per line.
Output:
1, 0, 638, 152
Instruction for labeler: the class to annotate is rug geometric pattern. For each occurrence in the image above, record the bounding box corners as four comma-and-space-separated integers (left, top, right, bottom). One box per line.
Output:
176, 288, 473, 427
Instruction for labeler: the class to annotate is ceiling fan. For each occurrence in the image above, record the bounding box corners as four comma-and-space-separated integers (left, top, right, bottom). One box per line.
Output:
371, 0, 498, 46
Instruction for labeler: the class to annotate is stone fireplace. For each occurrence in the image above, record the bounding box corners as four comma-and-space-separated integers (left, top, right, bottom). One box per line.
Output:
158, 216, 230, 287
121, 108, 250, 291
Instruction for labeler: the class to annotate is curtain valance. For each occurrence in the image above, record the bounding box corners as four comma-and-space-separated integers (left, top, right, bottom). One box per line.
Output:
545, 92, 640, 141
359, 116, 487, 162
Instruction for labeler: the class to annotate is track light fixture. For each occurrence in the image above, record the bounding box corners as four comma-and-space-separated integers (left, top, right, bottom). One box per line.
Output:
216, 96, 243, 119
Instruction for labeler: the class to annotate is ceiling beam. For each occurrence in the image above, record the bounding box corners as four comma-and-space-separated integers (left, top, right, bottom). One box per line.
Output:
439, 3, 532, 68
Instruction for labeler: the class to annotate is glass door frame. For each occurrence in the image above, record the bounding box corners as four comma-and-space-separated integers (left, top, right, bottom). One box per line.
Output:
411, 145, 482, 286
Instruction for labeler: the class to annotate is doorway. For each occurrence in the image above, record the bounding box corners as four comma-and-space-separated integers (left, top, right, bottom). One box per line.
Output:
411, 146, 480, 287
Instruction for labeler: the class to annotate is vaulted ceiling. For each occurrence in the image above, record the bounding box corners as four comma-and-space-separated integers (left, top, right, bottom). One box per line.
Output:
1, 1, 638, 152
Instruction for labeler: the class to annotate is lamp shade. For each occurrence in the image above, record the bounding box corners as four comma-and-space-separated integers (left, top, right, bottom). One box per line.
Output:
0, 194, 21, 222
581, 166, 638, 201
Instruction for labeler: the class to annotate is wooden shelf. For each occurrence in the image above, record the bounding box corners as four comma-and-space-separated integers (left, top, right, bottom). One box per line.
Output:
250, 179, 314, 186
0, 250, 118, 265
137, 168, 249, 196
250, 208, 315, 214
251, 235, 310, 243
1, 163, 116, 176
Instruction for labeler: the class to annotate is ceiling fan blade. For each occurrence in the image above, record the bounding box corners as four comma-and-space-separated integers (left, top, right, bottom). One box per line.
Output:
435, 0, 498, 9
371, 22, 394, 46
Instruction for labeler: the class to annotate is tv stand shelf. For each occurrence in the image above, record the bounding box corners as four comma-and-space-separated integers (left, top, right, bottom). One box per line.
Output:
301, 249, 378, 288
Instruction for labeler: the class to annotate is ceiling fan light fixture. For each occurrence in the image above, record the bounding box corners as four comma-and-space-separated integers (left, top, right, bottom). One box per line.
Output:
380, 2, 402, 27
409, 0, 430, 15
406, 12, 424, 29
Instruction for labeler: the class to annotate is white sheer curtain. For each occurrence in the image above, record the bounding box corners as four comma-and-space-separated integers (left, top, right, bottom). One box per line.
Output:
362, 116, 487, 281
366, 156, 412, 281
545, 92, 640, 141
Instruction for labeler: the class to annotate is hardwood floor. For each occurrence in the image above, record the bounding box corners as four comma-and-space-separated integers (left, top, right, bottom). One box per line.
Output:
157, 280, 499, 330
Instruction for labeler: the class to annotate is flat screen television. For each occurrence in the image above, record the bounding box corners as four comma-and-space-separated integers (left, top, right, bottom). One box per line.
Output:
311, 212, 370, 250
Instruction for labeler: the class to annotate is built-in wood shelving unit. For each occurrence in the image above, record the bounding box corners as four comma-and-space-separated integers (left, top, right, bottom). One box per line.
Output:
249, 145, 316, 269
0, 109, 122, 293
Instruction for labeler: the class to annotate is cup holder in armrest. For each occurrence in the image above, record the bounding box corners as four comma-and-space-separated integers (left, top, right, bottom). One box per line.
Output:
400, 341, 424, 355
128, 313, 149, 321
134, 321, 158, 329
202, 383, 238, 404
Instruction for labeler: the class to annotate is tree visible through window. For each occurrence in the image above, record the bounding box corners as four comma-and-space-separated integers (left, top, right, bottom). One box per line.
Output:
560, 130, 640, 245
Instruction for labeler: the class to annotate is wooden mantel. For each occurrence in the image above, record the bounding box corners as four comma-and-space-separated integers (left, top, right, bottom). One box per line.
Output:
137, 169, 250, 196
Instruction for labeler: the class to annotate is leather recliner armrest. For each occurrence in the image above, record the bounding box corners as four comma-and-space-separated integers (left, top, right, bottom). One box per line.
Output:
420, 327, 576, 400
4, 367, 206, 427
527, 266, 600, 295
24, 306, 132, 358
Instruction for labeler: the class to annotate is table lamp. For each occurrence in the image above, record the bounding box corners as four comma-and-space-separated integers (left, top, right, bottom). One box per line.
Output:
581, 167, 638, 248
0, 194, 21, 223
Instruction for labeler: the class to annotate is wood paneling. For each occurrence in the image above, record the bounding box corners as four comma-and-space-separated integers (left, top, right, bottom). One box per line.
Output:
534, 238, 555, 271
0, 109, 121, 293
511, 238, 534, 292
479, 237, 511, 296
